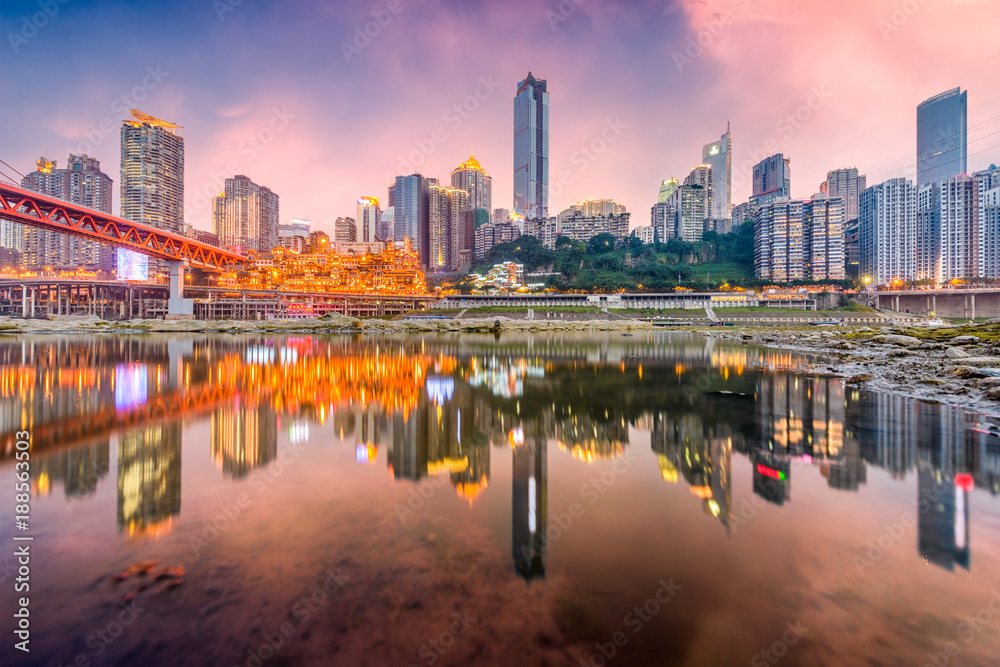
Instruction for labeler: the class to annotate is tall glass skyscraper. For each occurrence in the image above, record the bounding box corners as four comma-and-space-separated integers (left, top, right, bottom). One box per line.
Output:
393, 173, 430, 268
513, 72, 549, 219
702, 124, 732, 222
916, 88, 967, 187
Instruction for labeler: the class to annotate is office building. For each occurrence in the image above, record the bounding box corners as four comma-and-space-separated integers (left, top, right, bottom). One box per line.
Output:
393, 173, 431, 268
20, 154, 113, 271
450, 155, 492, 213
513, 72, 549, 218
334, 216, 357, 243
379, 207, 395, 243
356, 196, 381, 243
702, 124, 732, 222
917, 88, 967, 188
859, 178, 916, 285
212, 175, 279, 253
751, 154, 791, 208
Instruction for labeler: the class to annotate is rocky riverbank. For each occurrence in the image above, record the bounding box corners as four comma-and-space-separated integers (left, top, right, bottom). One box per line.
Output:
704, 322, 1000, 419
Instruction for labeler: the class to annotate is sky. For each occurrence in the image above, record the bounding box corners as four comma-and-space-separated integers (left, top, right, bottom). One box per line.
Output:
2, 0, 1000, 237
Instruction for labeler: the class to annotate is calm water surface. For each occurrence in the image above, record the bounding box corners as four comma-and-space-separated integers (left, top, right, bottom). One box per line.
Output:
1, 332, 999, 667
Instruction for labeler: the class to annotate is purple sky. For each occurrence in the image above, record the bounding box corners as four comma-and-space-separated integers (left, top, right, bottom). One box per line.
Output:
2, 0, 999, 236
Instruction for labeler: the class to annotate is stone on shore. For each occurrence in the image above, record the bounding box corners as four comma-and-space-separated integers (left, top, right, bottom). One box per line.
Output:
944, 347, 970, 359
950, 366, 989, 379
948, 335, 981, 345
883, 335, 921, 346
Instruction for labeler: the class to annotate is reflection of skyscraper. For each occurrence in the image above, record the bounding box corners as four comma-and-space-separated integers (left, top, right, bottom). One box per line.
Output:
211, 400, 278, 478
34, 441, 111, 499
117, 423, 182, 537
390, 400, 429, 481
512, 436, 546, 581
917, 413, 971, 572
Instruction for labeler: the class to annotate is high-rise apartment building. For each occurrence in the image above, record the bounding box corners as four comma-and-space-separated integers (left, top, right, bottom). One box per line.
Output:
120, 109, 184, 277
513, 72, 549, 218
20, 154, 114, 271
859, 178, 916, 285
702, 124, 732, 222
356, 197, 381, 243
120, 110, 184, 235
938, 175, 978, 281
211, 175, 279, 253
917, 88, 967, 188
751, 154, 791, 208
754, 198, 844, 282
821, 168, 867, 222
428, 185, 472, 271
558, 212, 631, 243
666, 183, 708, 243
450, 155, 492, 213
393, 174, 431, 268
975, 165, 1000, 279
916, 183, 940, 281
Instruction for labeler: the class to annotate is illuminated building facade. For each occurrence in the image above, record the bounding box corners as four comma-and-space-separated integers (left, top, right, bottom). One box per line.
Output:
20, 154, 113, 271
684, 163, 713, 232
120, 109, 184, 275
356, 196, 381, 243
474, 221, 521, 259
212, 175, 279, 253
513, 72, 549, 218
428, 185, 472, 271
450, 155, 492, 213
938, 175, 979, 282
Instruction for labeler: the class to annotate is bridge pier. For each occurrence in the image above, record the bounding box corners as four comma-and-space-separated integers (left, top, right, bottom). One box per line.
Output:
166, 260, 194, 318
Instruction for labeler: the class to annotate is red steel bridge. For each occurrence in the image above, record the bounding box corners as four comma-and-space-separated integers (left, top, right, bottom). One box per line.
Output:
0, 181, 245, 270
0, 181, 246, 315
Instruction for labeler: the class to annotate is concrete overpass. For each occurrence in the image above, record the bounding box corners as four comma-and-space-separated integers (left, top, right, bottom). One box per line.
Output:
871, 289, 1000, 319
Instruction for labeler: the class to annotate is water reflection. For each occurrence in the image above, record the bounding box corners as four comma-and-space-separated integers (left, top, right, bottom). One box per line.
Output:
1, 334, 998, 580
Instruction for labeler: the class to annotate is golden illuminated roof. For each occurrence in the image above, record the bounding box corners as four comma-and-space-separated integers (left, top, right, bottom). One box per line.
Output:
453, 154, 486, 174
126, 109, 182, 132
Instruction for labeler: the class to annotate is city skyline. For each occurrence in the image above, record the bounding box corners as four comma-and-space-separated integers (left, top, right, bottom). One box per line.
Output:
2, 0, 999, 240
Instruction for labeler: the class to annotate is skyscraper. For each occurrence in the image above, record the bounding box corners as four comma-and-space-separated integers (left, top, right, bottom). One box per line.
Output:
20, 154, 113, 271
751, 154, 791, 208
393, 173, 430, 268
917, 88, 967, 188
211, 175, 279, 253
120, 109, 184, 234
356, 196, 381, 243
702, 124, 732, 222
450, 155, 492, 212
859, 178, 916, 284
513, 72, 549, 218
120, 109, 184, 277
